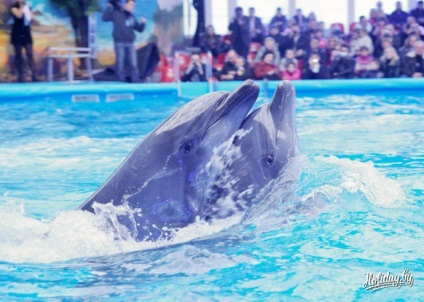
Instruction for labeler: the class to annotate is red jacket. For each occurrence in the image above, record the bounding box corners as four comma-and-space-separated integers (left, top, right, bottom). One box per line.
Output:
254, 61, 280, 79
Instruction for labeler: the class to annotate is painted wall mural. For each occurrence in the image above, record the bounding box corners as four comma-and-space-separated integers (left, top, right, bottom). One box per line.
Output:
0, 0, 183, 81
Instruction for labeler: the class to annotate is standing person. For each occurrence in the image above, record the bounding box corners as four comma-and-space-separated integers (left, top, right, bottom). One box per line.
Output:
269, 7, 287, 32
228, 7, 250, 58
10, 0, 38, 83
389, 1, 410, 31
102, 0, 146, 83
247, 7, 264, 44
410, 1, 424, 27
199, 25, 221, 58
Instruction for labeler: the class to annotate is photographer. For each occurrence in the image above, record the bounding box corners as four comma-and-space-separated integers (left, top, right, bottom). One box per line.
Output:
181, 53, 206, 82
102, 0, 146, 83
10, 0, 38, 82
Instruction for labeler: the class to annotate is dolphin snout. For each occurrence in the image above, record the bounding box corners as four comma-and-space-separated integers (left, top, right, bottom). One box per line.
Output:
270, 81, 296, 127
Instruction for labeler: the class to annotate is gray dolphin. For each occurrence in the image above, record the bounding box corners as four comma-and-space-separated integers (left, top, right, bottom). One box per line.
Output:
200, 81, 300, 220
79, 80, 260, 241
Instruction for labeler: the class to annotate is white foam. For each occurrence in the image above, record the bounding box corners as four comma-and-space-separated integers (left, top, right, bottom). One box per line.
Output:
316, 156, 406, 207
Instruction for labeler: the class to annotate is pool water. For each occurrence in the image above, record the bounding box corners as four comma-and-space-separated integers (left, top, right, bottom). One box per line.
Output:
0, 88, 423, 300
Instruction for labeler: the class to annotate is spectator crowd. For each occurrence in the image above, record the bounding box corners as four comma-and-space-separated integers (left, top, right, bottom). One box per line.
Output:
182, 1, 424, 82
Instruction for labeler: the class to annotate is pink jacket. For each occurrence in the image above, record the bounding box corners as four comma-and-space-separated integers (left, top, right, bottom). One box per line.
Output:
282, 69, 301, 80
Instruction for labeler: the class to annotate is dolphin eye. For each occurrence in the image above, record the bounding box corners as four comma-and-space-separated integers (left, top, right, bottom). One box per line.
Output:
266, 154, 274, 166
262, 153, 275, 167
180, 141, 195, 155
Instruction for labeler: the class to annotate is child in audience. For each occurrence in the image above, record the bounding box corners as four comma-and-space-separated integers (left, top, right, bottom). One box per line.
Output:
355, 46, 373, 77
282, 62, 301, 80
279, 49, 298, 72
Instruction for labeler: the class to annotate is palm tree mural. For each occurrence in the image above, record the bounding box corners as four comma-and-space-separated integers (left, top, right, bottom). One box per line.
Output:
49, 0, 99, 49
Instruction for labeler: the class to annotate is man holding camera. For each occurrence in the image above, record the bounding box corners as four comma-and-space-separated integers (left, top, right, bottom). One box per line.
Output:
102, 0, 146, 83
10, 0, 37, 82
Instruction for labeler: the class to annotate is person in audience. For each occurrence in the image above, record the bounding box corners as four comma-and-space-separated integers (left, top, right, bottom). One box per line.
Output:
10, 0, 38, 82
304, 20, 320, 38
389, 1, 410, 31
248, 7, 264, 43
403, 17, 424, 38
291, 24, 310, 59
325, 36, 340, 65
371, 17, 388, 40
233, 57, 252, 80
314, 29, 328, 49
254, 52, 281, 80
398, 34, 419, 61
269, 7, 287, 32
228, 7, 250, 58
282, 62, 301, 80
255, 37, 281, 66
351, 28, 374, 56
402, 40, 424, 77
357, 16, 373, 34
355, 46, 374, 77
380, 46, 401, 78
330, 44, 355, 79
278, 28, 295, 57
373, 33, 395, 58
181, 52, 206, 82
361, 59, 383, 78
302, 53, 329, 79
279, 49, 298, 72
376, 1, 388, 19
410, 1, 424, 27
267, 25, 285, 54
218, 49, 238, 80
369, 9, 380, 26
304, 37, 327, 63
293, 8, 308, 28
199, 25, 221, 58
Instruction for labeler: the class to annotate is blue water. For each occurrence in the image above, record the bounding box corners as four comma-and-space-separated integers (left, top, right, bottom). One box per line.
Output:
0, 86, 423, 300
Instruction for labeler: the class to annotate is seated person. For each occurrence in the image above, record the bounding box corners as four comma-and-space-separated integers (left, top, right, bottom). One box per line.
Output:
302, 53, 329, 79
403, 40, 424, 77
330, 44, 355, 79
303, 37, 327, 64
267, 25, 285, 48
181, 53, 207, 82
233, 57, 252, 80
254, 37, 281, 66
359, 59, 383, 78
218, 49, 238, 80
282, 62, 301, 80
254, 52, 281, 80
379, 46, 401, 78
354, 46, 373, 77
279, 49, 299, 73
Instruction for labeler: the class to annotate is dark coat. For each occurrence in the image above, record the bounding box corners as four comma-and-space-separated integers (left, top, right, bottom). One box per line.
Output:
402, 53, 424, 76
229, 16, 250, 57
302, 64, 330, 79
330, 57, 355, 79
380, 59, 401, 78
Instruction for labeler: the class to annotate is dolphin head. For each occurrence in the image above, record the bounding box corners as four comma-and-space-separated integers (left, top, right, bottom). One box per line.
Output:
200, 81, 300, 220
235, 80, 300, 181
80, 80, 260, 241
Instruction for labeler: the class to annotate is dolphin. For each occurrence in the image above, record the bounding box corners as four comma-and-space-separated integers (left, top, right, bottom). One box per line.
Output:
79, 80, 260, 241
200, 81, 300, 220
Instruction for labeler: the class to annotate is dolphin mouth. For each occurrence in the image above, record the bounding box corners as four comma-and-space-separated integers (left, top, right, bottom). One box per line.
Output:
270, 80, 296, 130
206, 80, 260, 133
